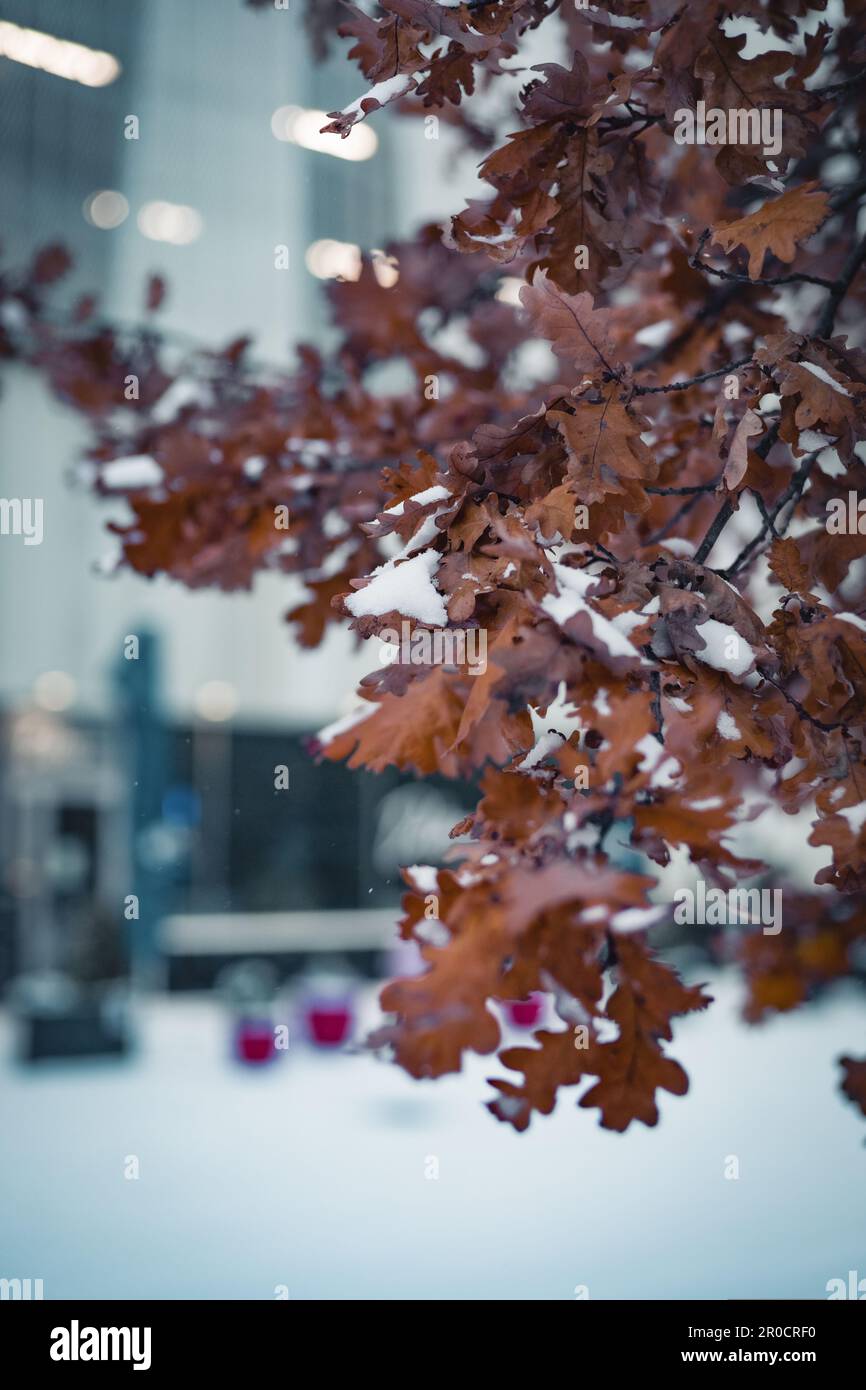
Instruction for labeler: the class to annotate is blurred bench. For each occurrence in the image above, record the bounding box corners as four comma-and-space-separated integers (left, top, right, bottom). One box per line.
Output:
157, 908, 397, 990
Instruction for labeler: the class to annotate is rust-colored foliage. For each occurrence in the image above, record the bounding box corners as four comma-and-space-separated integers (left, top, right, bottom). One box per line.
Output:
5, 0, 866, 1132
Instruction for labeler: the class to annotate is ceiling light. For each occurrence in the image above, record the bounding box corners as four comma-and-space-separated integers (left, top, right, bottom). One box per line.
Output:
33, 670, 76, 712
138, 201, 203, 245
194, 681, 238, 723
0, 20, 120, 87
83, 190, 129, 230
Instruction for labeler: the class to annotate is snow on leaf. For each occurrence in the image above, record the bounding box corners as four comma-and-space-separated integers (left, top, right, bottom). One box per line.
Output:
345, 548, 448, 625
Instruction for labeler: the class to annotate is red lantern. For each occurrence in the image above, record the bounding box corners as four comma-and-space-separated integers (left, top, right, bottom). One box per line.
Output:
501, 993, 545, 1029
234, 1017, 276, 1064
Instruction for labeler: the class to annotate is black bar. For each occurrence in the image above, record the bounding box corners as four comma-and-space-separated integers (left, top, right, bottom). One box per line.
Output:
3, 1299, 862, 1374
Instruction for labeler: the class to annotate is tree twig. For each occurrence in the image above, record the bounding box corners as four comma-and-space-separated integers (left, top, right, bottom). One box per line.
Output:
721, 450, 819, 579
633, 357, 752, 395
761, 671, 845, 733
643, 491, 706, 545
646, 479, 721, 496
816, 231, 866, 338
692, 226, 866, 568
693, 422, 781, 564
690, 229, 833, 289
648, 666, 664, 745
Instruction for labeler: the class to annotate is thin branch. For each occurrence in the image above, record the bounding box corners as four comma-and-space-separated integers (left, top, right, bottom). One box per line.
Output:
751, 487, 778, 539
722, 450, 819, 579
645, 480, 721, 496
831, 178, 866, 213
693, 498, 735, 566
648, 666, 664, 745
693, 224, 866, 569
816, 231, 866, 338
598, 112, 664, 133
761, 672, 845, 733
811, 68, 866, 98
769, 458, 816, 537
633, 283, 740, 372
690, 229, 833, 289
693, 422, 780, 565
694, 260, 834, 291
633, 356, 752, 395
643, 491, 706, 546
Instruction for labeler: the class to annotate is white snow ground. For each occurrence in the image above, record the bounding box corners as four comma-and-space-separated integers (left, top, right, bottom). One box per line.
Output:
0, 969, 863, 1301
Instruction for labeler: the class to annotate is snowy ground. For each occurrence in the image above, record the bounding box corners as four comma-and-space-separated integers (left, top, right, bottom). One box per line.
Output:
0, 970, 863, 1301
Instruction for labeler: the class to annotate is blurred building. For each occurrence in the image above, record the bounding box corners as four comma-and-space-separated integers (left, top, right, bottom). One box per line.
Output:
0, 0, 477, 1003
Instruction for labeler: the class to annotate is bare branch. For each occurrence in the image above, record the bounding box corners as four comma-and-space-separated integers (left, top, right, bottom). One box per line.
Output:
633, 357, 752, 395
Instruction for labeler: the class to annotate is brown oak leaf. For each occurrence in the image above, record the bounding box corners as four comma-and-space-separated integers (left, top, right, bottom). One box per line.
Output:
711, 183, 830, 279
